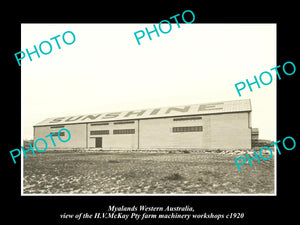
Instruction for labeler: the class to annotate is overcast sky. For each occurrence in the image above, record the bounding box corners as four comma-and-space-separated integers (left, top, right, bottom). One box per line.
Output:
21, 23, 276, 141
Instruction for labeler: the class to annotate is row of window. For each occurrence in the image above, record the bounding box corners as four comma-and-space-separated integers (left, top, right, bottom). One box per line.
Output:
90, 130, 109, 135
48, 127, 202, 138
90, 126, 203, 136
113, 129, 135, 134
90, 129, 135, 135
48, 132, 65, 136
173, 126, 203, 133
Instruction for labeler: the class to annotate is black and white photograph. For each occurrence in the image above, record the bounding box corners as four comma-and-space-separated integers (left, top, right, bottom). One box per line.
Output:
21, 23, 276, 195
5, 4, 297, 225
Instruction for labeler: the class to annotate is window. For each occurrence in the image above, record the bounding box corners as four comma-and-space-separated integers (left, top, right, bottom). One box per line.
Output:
172, 126, 203, 133
114, 121, 135, 125
50, 125, 65, 129
113, 129, 135, 134
51, 132, 65, 136
173, 116, 202, 121
90, 122, 109, 126
90, 130, 109, 135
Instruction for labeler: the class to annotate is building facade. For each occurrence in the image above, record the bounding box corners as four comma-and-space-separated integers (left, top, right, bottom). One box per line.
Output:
34, 99, 254, 150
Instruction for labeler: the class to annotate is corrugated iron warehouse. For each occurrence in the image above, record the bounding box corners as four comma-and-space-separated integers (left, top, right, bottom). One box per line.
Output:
34, 99, 258, 150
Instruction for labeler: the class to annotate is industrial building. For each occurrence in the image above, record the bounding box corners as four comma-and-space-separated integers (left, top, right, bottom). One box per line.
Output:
34, 99, 257, 150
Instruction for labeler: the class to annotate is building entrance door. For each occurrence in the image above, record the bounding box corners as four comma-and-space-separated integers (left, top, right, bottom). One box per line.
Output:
95, 137, 102, 148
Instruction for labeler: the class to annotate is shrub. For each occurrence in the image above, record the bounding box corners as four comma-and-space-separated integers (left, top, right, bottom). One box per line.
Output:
107, 160, 120, 163
182, 150, 190, 154
164, 173, 184, 181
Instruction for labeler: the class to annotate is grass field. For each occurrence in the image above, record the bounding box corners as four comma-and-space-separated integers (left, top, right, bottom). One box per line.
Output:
23, 150, 274, 194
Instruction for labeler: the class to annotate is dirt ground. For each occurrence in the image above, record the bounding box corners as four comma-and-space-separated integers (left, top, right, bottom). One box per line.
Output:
23, 150, 274, 194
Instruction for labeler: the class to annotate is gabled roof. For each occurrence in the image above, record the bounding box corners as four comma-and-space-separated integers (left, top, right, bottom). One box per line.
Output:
34, 99, 251, 126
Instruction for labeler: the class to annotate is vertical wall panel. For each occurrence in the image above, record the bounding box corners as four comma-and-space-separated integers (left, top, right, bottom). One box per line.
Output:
34, 124, 87, 149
